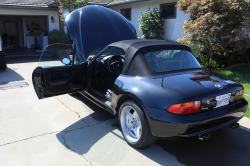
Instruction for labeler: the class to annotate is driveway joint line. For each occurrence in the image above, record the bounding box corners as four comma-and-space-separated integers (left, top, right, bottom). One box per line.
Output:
0, 131, 59, 146
61, 120, 115, 166
16, 66, 32, 78
0, 119, 111, 147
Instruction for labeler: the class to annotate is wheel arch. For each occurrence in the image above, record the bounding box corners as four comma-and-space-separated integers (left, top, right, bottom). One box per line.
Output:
116, 93, 150, 121
116, 93, 155, 139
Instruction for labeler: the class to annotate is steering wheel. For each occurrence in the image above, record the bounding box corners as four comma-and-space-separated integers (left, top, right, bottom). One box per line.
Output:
108, 55, 124, 76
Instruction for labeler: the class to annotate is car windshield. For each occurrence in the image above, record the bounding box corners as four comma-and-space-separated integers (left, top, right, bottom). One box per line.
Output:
145, 50, 202, 72
98, 47, 125, 58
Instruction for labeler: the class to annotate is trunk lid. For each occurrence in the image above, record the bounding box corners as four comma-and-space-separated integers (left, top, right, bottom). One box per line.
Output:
153, 69, 243, 101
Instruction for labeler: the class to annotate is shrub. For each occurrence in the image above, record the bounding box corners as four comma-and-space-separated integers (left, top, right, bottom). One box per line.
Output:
48, 29, 72, 44
176, 0, 250, 67
138, 8, 165, 39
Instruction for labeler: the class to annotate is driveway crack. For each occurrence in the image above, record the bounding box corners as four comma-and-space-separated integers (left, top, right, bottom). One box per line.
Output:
56, 97, 91, 127
63, 131, 93, 166
60, 118, 114, 165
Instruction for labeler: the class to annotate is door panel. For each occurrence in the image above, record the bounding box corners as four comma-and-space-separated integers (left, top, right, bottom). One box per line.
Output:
43, 64, 87, 93
33, 63, 87, 99
32, 44, 88, 99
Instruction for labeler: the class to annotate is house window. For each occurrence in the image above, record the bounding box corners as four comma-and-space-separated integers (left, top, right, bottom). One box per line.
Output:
121, 8, 131, 21
160, 3, 176, 19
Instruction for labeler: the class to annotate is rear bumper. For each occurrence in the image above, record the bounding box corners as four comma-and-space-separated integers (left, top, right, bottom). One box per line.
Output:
145, 98, 248, 138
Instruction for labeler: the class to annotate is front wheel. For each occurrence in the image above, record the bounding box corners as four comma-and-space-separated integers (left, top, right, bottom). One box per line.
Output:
119, 100, 157, 148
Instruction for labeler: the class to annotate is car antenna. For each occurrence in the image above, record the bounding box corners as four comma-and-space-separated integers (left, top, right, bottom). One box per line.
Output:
161, 52, 168, 87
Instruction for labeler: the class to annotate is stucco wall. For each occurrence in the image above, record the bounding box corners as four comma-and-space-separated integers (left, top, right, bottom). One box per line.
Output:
109, 0, 190, 40
0, 8, 59, 32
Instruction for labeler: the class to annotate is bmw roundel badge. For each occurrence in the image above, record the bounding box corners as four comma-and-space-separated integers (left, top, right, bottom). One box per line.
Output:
215, 84, 223, 89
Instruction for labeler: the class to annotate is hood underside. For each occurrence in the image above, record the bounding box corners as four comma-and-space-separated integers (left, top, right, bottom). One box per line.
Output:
65, 5, 137, 60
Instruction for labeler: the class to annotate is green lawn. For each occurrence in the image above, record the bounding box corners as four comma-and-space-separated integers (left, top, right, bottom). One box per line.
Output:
216, 65, 250, 118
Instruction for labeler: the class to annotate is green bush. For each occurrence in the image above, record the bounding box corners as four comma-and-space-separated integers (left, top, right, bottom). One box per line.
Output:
200, 48, 250, 68
48, 29, 72, 44
177, 0, 250, 67
138, 8, 165, 39
200, 55, 221, 68
179, 40, 250, 68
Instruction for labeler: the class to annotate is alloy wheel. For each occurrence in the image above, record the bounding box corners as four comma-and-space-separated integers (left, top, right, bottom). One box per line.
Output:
120, 105, 142, 143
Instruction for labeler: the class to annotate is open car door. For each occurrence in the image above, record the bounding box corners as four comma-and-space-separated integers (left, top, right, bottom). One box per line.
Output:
32, 44, 87, 99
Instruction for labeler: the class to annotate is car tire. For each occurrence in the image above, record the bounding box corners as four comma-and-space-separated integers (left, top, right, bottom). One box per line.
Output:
119, 100, 157, 148
0, 51, 7, 70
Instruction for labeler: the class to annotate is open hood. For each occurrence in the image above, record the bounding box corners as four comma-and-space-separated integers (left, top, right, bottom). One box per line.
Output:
65, 5, 137, 60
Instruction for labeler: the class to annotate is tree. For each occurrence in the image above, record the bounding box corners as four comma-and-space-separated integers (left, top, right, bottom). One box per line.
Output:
138, 8, 165, 39
57, 0, 88, 21
176, 0, 250, 65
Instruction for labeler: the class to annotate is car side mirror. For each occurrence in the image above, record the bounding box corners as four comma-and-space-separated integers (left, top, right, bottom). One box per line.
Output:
61, 58, 71, 65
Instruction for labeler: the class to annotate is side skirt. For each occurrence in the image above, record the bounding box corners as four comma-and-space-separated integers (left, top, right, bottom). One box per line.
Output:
78, 90, 116, 115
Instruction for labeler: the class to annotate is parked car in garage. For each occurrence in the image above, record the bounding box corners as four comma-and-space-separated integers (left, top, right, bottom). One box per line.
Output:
32, 5, 248, 148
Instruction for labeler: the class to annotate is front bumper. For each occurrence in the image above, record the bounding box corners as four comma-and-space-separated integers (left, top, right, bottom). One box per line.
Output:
145, 98, 248, 138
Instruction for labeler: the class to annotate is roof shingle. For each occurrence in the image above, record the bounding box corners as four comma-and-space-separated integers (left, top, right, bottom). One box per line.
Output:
0, 0, 55, 7
89, 0, 151, 6
0, 0, 152, 8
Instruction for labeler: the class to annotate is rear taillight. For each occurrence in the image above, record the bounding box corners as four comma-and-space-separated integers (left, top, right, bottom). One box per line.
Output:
237, 89, 244, 100
167, 101, 201, 114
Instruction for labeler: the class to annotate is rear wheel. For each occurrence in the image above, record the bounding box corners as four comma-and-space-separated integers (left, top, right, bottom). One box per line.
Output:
119, 100, 157, 148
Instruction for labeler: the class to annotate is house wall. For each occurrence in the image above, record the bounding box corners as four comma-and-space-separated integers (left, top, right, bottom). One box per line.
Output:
0, 8, 59, 32
109, 0, 190, 40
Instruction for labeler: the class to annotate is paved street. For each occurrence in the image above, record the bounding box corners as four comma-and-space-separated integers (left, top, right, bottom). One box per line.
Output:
1, 57, 250, 166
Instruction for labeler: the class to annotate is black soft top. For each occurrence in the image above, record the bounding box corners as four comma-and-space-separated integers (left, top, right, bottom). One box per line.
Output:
109, 39, 192, 76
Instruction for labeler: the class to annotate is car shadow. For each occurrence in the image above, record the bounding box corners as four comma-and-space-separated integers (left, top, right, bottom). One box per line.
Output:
56, 94, 250, 166
6, 57, 40, 64
0, 67, 25, 84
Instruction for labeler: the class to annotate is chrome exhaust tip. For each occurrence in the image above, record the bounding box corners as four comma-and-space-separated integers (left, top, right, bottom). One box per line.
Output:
206, 134, 211, 140
228, 123, 239, 129
198, 134, 211, 142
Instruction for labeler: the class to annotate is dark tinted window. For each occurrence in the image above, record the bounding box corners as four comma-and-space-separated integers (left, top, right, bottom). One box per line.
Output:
160, 3, 176, 19
121, 8, 131, 20
145, 50, 201, 72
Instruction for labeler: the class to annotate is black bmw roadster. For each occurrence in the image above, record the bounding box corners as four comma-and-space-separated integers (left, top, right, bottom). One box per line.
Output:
32, 5, 248, 148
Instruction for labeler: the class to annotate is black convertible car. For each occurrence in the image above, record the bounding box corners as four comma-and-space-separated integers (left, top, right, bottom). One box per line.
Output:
32, 5, 248, 148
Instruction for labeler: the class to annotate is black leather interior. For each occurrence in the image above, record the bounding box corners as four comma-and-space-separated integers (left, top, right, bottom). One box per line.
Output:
42, 63, 87, 94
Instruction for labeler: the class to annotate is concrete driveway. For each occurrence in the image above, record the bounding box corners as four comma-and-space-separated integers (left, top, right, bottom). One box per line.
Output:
1, 57, 250, 166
